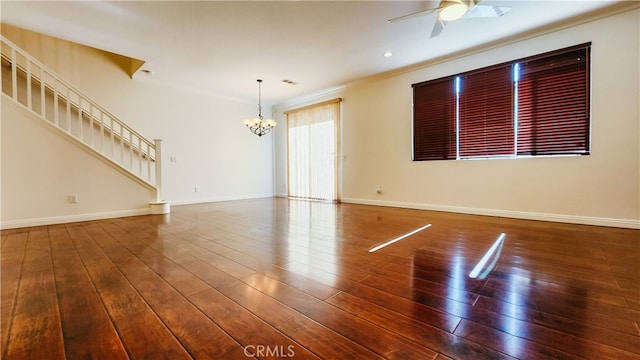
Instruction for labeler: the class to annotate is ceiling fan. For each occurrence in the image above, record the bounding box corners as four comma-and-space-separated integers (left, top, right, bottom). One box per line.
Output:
388, 0, 511, 38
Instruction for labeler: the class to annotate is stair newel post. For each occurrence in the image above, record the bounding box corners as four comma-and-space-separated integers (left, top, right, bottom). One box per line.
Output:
154, 138, 163, 203
150, 138, 170, 214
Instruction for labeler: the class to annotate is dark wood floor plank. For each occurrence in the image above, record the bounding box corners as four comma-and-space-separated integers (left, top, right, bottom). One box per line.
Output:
477, 275, 640, 325
435, 353, 454, 360
242, 272, 440, 359
277, 258, 464, 334
377, 246, 640, 343
344, 280, 463, 333
359, 273, 471, 316
473, 291, 640, 353
111, 254, 241, 358
165, 238, 258, 280
189, 288, 322, 359
0, 232, 27, 355
263, 266, 340, 301
453, 319, 584, 360
114, 224, 202, 266
627, 296, 640, 312
490, 266, 631, 307
327, 291, 514, 360
276, 315, 386, 360
72, 223, 193, 359
49, 227, 129, 359
3, 229, 65, 359
280, 259, 370, 284
179, 258, 240, 289
217, 281, 298, 327
84, 221, 233, 357
104, 223, 213, 298
361, 251, 640, 356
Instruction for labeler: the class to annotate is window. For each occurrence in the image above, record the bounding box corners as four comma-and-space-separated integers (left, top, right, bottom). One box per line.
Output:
458, 64, 514, 157
413, 77, 455, 160
412, 43, 590, 161
286, 99, 341, 201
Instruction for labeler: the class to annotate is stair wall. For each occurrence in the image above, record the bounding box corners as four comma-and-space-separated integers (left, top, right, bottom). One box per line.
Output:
1, 97, 155, 228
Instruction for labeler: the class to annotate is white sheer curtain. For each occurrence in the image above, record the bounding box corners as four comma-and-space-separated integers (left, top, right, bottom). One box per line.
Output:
286, 99, 340, 201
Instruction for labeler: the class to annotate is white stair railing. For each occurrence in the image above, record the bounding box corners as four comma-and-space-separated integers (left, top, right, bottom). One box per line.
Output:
1, 36, 163, 201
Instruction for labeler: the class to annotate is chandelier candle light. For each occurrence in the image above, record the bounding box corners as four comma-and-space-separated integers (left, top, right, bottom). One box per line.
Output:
243, 79, 277, 137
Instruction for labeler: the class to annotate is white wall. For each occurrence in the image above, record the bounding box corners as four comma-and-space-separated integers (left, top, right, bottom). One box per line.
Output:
275, 8, 640, 228
1, 25, 274, 228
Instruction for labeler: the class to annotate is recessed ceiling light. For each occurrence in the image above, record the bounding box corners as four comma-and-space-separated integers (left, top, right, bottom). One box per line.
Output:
383, 52, 393, 58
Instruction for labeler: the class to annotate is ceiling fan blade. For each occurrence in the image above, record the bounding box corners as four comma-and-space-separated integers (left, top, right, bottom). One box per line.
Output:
430, 18, 447, 38
463, 5, 511, 18
387, 7, 438, 23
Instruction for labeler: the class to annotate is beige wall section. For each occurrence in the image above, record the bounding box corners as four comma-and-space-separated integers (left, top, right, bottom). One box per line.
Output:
1, 25, 274, 227
275, 8, 640, 228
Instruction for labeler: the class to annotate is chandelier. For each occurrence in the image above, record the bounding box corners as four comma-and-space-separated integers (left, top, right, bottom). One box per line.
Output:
243, 79, 276, 137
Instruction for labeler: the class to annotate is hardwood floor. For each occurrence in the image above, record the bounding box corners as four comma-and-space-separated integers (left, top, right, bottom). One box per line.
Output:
2, 198, 639, 359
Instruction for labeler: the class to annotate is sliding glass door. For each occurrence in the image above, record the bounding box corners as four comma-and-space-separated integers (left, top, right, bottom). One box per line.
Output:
286, 99, 340, 201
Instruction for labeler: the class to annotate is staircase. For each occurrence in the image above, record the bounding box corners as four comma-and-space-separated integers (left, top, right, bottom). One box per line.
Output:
1, 36, 168, 214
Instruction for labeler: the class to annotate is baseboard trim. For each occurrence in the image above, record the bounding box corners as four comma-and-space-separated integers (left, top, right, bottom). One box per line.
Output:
170, 193, 275, 207
4, 198, 636, 230
341, 198, 640, 229
0, 208, 152, 230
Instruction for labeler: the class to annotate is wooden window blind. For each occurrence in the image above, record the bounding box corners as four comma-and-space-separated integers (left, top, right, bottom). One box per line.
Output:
517, 45, 590, 155
459, 65, 514, 157
412, 42, 591, 161
412, 77, 456, 160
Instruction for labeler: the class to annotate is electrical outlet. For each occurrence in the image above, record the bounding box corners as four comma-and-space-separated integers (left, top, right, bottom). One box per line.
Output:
68, 194, 78, 203
376, 186, 382, 195
194, 186, 199, 193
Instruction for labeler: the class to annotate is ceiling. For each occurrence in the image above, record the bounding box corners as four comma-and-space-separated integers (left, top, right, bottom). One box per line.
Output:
0, 0, 626, 105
